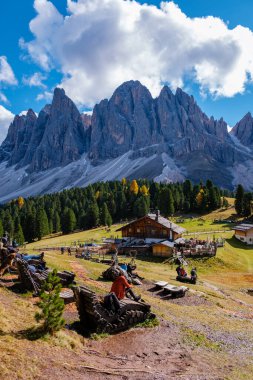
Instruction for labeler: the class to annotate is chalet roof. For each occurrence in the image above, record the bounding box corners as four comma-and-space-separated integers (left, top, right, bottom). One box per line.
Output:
153, 240, 175, 248
116, 213, 186, 234
233, 223, 253, 231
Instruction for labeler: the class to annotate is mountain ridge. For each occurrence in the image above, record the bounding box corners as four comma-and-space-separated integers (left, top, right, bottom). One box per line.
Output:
0, 80, 253, 201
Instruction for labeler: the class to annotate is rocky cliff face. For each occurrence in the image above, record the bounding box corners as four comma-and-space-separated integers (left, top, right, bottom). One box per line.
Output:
231, 112, 253, 148
0, 88, 89, 172
30, 88, 87, 171
89, 81, 161, 160
0, 80, 253, 198
0, 110, 37, 164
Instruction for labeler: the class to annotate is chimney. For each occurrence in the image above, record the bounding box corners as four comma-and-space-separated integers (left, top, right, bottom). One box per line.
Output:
155, 209, 160, 221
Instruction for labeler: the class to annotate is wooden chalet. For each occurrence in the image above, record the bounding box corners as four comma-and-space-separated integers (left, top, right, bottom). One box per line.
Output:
233, 224, 253, 245
116, 211, 185, 241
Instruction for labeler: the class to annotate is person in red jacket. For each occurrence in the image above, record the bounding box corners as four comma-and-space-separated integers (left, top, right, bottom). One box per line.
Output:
110, 270, 141, 301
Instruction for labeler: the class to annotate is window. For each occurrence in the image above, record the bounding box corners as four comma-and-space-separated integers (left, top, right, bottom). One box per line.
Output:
129, 228, 132, 233
137, 228, 140, 233
151, 229, 156, 235
163, 230, 167, 236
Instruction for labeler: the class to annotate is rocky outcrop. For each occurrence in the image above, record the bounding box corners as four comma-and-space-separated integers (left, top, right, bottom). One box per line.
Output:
0, 110, 37, 165
29, 88, 87, 171
1, 80, 253, 196
89, 81, 161, 160
231, 112, 253, 148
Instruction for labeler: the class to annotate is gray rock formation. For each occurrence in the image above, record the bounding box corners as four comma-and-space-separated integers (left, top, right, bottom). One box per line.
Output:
231, 112, 253, 148
0, 80, 253, 199
29, 88, 87, 171
89, 81, 161, 160
0, 109, 37, 166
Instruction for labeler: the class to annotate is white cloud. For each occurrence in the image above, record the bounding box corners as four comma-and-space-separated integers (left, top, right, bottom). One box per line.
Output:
21, 0, 253, 106
0, 105, 14, 144
36, 90, 53, 102
22, 72, 47, 88
0, 56, 17, 85
0, 92, 8, 104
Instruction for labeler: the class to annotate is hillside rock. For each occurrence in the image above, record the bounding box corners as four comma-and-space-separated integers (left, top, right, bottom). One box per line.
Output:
231, 112, 253, 148
0, 80, 253, 199
0, 109, 37, 166
29, 88, 87, 171
89, 81, 161, 160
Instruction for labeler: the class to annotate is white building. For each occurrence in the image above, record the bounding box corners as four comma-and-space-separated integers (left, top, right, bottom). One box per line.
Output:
233, 224, 253, 245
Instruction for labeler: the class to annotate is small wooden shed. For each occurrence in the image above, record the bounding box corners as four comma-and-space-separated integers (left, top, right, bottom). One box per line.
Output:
152, 241, 175, 257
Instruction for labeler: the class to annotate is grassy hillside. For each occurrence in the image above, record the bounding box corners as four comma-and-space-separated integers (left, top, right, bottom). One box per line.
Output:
1, 205, 253, 379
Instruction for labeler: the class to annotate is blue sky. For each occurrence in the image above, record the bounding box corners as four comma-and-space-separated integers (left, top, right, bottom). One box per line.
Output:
1, 0, 253, 141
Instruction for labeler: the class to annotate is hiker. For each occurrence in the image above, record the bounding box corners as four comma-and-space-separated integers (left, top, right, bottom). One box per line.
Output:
67, 247, 71, 256
176, 265, 181, 276
190, 267, 197, 282
120, 262, 127, 271
61, 247, 65, 255
16, 252, 45, 262
179, 267, 187, 277
110, 270, 140, 301
104, 292, 121, 313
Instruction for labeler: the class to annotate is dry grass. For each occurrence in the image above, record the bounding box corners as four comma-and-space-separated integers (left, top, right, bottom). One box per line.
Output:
1, 205, 252, 379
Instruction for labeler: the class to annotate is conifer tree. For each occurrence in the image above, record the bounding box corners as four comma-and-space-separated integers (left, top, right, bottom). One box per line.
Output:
134, 196, 149, 218
23, 211, 37, 242
158, 188, 175, 216
100, 203, 112, 227
14, 223, 25, 245
0, 219, 3, 237
3, 210, 14, 238
235, 184, 244, 215
130, 179, 139, 195
86, 202, 100, 228
53, 211, 61, 233
36, 208, 49, 240
140, 185, 149, 196
61, 208, 76, 233
35, 270, 65, 335
242, 193, 253, 216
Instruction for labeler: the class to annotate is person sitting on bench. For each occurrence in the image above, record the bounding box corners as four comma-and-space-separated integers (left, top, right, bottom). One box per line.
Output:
179, 267, 187, 277
110, 270, 140, 302
190, 267, 197, 281
176, 265, 181, 276
16, 251, 45, 262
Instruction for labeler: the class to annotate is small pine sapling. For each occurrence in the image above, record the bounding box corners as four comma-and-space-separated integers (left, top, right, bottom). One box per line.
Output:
35, 269, 65, 335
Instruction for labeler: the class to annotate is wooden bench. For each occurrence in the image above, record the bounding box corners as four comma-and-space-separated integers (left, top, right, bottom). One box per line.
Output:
73, 285, 155, 334
16, 258, 75, 294
163, 284, 188, 297
154, 281, 168, 288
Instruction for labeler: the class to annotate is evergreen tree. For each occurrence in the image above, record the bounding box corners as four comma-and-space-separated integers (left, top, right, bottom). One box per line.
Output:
35, 270, 65, 335
235, 184, 244, 215
0, 219, 3, 237
3, 210, 14, 238
14, 223, 25, 245
134, 196, 149, 218
208, 187, 219, 211
61, 208, 76, 234
222, 197, 229, 209
158, 188, 175, 216
242, 193, 253, 216
53, 212, 61, 233
23, 211, 37, 242
36, 208, 49, 240
86, 202, 100, 228
100, 203, 112, 227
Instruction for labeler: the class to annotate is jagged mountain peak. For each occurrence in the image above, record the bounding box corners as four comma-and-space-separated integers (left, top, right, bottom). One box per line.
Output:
1, 81, 253, 199
231, 111, 253, 147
